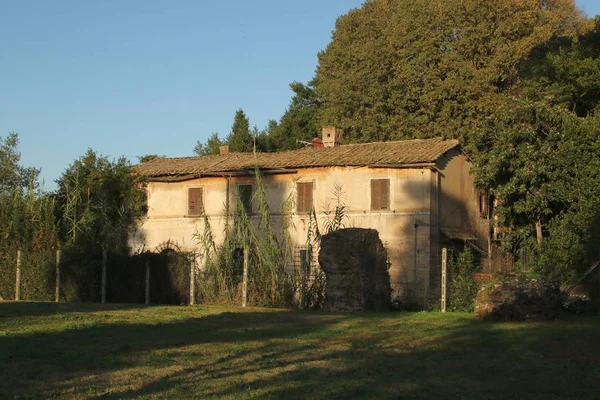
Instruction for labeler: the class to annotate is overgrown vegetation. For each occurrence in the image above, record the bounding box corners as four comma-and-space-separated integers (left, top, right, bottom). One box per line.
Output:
448, 248, 479, 312
0, 133, 57, 301
194, 169, 295, 307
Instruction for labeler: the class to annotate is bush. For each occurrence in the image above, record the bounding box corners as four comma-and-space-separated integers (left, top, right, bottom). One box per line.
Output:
448, 248, 479, 312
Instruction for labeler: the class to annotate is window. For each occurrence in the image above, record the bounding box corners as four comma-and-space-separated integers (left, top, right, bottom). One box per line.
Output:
188, 188, 203, 216
371, 179, 390, 210
300, 249, 311, 278
237, 184, 253, 214
141, 189, 148, 216
297, 182, 314, 213
478, 191, 489, 218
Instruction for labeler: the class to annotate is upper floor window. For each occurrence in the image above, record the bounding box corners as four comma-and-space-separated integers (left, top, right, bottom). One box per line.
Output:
371, 179, 390, 210
237, 184, 253, 214
188, 187, 203, 216
297, 182, 314, 213
479, 190, 490, 218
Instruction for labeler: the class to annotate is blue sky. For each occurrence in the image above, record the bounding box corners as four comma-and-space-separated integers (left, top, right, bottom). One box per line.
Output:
1, 0, 599, 189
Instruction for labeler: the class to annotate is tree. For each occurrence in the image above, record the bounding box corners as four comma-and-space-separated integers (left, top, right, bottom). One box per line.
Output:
226, 109, 254, 152
519, 16, 600, 117
471, 100, 600, 280
0, 133, 56, 300
315, 0, 590, 142
193, 133, 223, 156
137, 154, 161, 163
268, 80, 322, 150
0, 132, 39, 193
56, 149, 146, 253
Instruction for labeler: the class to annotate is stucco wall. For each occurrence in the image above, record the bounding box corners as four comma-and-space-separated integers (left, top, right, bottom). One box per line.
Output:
135, 165, 434, 305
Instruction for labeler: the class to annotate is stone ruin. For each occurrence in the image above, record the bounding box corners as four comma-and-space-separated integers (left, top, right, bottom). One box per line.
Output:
474, 276, 562, 320
318, 228, 391, 312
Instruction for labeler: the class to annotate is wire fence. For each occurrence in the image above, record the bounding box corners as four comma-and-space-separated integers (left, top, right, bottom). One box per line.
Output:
0, 249, 193, 304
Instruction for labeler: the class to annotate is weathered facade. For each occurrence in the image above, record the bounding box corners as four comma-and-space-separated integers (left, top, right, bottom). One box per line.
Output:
134, 134, 490, 306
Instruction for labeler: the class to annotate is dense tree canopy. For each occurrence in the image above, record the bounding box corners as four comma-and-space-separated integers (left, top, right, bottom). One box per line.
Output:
267, 80, 322, 151
315, 0, 590, 142
55, 149, 146, 253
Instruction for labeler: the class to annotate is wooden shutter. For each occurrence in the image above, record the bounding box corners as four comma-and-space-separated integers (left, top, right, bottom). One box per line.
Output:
371, 179, 390, 210
188, 188, 203, 216
297, 182, 313, 213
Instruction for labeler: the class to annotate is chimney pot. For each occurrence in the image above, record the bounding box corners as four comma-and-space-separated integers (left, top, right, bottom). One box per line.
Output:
219, 145, 230, 155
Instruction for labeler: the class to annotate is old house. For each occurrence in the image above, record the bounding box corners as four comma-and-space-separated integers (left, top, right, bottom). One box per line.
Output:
134, 128, 490, 306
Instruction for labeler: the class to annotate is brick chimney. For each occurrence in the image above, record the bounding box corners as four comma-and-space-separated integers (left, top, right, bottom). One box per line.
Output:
322, 126, 343, 147
219, 145, 230, 155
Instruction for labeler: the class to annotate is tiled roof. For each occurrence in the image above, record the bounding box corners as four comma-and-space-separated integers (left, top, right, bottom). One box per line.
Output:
136, 137, 459, 180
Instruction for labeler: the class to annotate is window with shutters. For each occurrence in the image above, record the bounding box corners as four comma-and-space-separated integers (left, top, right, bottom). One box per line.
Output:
371, 179, 390, 210
237, 184, 253, 214
187, 187, 203, 216
296, 182, 314, 213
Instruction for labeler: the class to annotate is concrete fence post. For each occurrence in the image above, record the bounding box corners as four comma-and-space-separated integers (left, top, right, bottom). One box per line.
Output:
189, 255, 196, 305
441, 247, 447, 313
242, 246, 248, 308
15, 250, 21, 301
101, 248, 107, 304
145, 260, 150, 305
55, 249, 61, 303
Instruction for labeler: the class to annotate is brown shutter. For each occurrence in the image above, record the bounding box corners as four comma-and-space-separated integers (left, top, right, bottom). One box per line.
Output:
371, 179, 390, 210
297, 183, 305, 213
381, 179, 390, 210
297, 182, 313, 213
188, 188, 203, 216
305, 182, 313, 212
371, 180, 380, 210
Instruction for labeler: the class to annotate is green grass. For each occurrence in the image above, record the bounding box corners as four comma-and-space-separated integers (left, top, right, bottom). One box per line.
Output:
1, 302, 600, 399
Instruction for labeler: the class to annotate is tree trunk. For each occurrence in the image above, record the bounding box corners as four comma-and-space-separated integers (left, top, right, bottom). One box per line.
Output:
536, 218, 543, 246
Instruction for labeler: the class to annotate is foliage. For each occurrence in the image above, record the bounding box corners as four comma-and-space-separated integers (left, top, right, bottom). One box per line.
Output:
268, 80, 322, 151
193, 132, 223, 156
0, 133, 57, 301
226, 109, 254, 152
315, 0, 590, 142
519, 17, 600, 117
52, 149, 146, 300
448, 247, 479, 312
55, 149, 146, 252
472, 103, 600, 281
321, 183, 348, 234
137, 154, 161, 163
0, 132, 40, 193
195, 169, 294, 307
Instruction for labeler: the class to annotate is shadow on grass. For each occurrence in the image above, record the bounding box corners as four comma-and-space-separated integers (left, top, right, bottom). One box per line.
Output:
1, 307, 600, 399
0, 301, 149, 317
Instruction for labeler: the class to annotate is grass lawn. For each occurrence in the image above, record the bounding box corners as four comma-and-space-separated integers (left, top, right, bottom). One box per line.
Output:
0, 303, 599, 399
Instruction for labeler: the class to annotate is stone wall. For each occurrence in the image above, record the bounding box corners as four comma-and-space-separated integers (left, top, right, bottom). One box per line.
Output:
319, 228, 391, 312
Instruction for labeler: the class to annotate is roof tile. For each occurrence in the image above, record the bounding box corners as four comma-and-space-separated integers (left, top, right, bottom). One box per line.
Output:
136, 137, 459, 179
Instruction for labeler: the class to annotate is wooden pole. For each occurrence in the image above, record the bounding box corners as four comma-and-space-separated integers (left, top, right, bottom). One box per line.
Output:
101, 248, 107, 304
441, 247, 447, 313
189, 255, 196, 305
413, 220, 419, 280
242, 246, 248, 307
15, 250, 21, 301
301, 254, 307, 310
55, 249, 61, 303
145, 260, 150, 305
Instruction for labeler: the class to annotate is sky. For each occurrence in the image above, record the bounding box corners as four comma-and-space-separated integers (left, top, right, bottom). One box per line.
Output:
1, 0, 600, 190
